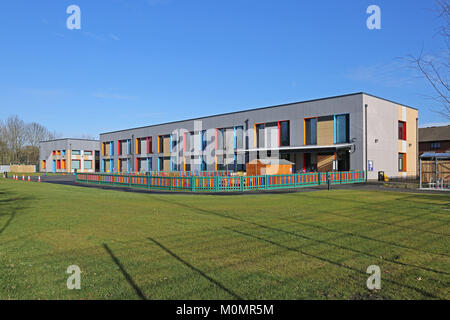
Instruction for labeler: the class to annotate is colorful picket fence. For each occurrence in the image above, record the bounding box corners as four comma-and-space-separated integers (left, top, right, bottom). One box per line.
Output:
76, 171, 365, 192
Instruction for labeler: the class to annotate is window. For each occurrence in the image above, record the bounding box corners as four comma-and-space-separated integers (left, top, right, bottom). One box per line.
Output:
127, 139, 131, 155
41, 160, 46, 169
84, 151, 92, 156
158, 136, 164, 153
398, 121, 406, 140
255, 124, 265, 148
52, 150, 56, 156
215, 129, 224, 150
61, 150, 66, 156
235, 126, 244, 149
398, 153, 406, 172
431, 142, 441, 149
279, 121, 290, 146
72, 150, 81, 155
146, 137, 152, 154
200, 156, 207, 171
72, 160, 80, 169
335, 114, 349, 144
147, 157, 152, 171
304, 118, 317, 145
201, 130, 207, 151
84, 160, 92, 169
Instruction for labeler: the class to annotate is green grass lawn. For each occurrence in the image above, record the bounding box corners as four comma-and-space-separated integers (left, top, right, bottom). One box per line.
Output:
0, 178, 448, 300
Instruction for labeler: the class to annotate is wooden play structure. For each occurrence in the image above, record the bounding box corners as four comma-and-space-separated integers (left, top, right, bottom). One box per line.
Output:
246, 159, 294, 176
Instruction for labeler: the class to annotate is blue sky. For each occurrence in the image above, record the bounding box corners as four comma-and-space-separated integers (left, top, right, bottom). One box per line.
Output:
0, 0, 448, 138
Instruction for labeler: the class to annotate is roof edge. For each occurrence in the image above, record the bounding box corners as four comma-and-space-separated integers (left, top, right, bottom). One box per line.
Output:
100, 92, 418, 136
39, 138, 100, 143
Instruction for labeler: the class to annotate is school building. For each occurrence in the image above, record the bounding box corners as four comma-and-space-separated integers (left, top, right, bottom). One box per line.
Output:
99, 93, 418, 180
39, 138, 100, 173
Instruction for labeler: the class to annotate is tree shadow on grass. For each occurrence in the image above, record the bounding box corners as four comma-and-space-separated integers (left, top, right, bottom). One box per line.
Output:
102, 243, 147, 300
278, 217, 450, 258
150, 197, 448, 297
148, 237, 243, 300
0, 188, 34, 237
153, 197, 449, 276
224, 227, 441, 299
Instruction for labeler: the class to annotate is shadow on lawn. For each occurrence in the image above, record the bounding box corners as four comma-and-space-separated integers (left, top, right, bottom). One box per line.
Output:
103, 243, 147, 300
224, 227, 441, 299
296, 193, 449, 237
155, 197, 449, 275
278, 217, 450, 259
148, 237, 243, 300
152, 197, 446, 299
0, 188, 34, 237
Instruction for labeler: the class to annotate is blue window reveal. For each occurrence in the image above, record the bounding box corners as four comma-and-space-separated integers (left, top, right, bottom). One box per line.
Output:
335, 114, 350, 144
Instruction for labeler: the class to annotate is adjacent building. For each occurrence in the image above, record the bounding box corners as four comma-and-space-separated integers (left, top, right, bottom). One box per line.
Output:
99, 93, 418, 179
39, 138, 100, 173
419, 125, 450, 154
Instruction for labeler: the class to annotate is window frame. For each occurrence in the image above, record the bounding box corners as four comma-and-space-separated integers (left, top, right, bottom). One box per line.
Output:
304, 117, 318, 146
398, 152, 407, 172
398, 121, 407, 140
278, 120, 290, 147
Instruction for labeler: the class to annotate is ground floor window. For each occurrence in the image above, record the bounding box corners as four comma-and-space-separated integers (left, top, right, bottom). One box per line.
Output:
398, 153, 406, 172
84, 160, 92, 169
72, 160, 80, 170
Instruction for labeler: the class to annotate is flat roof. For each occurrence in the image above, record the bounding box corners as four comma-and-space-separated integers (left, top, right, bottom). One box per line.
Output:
100, 92, 417, 135
39, 138, 99, 143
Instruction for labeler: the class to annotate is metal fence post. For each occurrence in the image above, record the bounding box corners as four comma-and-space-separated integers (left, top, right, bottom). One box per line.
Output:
215, 176, 219, 192
191, 176, 195, 192
240, 176, 244, 191
327, 172, 330, 190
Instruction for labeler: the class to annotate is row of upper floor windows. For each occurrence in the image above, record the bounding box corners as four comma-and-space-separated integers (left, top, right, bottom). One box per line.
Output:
101, 115, 354, 155
52, 150, 96, 156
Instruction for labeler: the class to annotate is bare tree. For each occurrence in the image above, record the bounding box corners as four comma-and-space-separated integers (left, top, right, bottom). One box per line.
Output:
5, 115, 27, 163
26, 122, 55, 147
405, 0, 449, 119
0, 120, 7, 164
0, 116, 57, 165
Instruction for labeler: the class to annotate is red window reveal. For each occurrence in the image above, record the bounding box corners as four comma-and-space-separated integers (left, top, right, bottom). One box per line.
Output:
398, 121, 406, 140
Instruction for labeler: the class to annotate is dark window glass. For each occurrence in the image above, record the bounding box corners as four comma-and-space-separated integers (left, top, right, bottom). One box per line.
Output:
305, 118, 317, 145
335, 114, 349, 143
256, 124, 265, 148
280, 121, 290, 146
